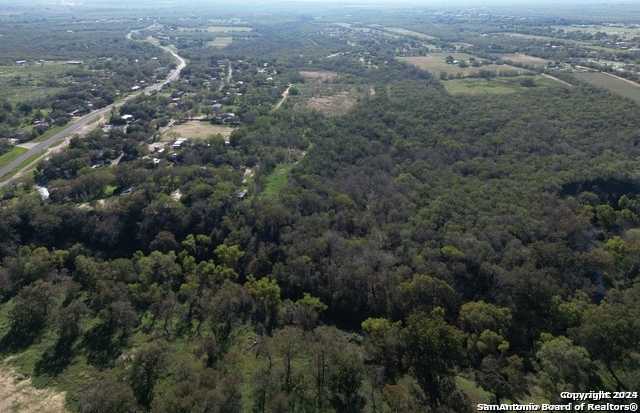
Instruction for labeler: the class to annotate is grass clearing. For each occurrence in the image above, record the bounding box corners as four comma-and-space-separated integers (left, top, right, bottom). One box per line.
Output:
0, 63, 69, 104
383, 27, 436, 40
0, 147, 27, 168
300, 70, 339, 82
574, 71, 640, 104
162, 121, 234, 141
307, 92, 357, 115
456, 375, 492, 405
207, 37, 233, 48
500, 53, 550, 67
399, 53, 527, 78
262, 163, 293, 199
444, 75, 561, 95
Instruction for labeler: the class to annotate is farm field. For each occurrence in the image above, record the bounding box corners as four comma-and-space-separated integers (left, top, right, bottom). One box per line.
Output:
399, 53, 527, 78
444, 75, 562, 96
500, 53, 550, 67
162, 121, 234, 140
573, 71, 640, 104
207, 37, 233, 48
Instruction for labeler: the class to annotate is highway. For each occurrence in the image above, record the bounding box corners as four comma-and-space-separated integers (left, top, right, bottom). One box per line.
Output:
0, 31, 186, 187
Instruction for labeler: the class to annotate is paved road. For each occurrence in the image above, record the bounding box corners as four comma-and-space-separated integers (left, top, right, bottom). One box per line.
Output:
0, 32, 186, 187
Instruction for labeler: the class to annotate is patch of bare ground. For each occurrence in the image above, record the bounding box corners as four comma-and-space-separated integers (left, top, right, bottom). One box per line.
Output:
0, 365, 67, 413
307, 91, 357, 116
300, 70, 339, 82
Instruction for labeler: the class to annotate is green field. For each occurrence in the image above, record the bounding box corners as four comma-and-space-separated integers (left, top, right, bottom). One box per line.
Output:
444, 75, 560, 95
0, 147, 27, 168
574, 72, 640, 104
262, 163, 293, 199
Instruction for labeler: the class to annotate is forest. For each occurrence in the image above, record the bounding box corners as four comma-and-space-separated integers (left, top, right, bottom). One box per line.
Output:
0, 4, 639, 413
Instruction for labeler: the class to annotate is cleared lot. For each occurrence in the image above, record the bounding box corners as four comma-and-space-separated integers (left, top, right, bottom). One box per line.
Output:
162, 121, 234, 140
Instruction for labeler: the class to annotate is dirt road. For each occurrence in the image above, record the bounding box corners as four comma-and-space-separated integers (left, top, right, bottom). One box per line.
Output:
273, 84, 293, 111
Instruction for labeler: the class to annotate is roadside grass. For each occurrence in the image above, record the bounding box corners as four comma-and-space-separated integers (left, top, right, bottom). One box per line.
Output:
0, 151, 44, 181
33, 124, 65, 143
0, 147, 27, 168
261, 163, 293, 199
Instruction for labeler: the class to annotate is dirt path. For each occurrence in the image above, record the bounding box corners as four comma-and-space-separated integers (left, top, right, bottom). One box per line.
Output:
0, 366, 67, 413
541, 73, 574, 87
603, 72, 640, 88
217, 62, 233, 92
273, 84, 292, 111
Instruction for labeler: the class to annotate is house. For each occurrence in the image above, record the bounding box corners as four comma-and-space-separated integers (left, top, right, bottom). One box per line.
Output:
236, 189, 248, 199
212, 103, 223, 113
171, 138, 187, 149
121, 114, 134, 121
131, 85, 141, 91
15, 60, 27, 65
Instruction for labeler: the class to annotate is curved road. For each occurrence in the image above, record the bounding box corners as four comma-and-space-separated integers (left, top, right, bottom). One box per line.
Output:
0, 31, 186, 187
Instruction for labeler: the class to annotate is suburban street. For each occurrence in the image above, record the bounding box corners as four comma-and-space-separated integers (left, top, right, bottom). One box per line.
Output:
0, 31, 186, 187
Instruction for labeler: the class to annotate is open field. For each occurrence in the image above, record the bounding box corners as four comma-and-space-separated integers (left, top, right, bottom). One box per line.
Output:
300, 70, 339, 82
573, 71, 640, 104
0, 63, 69, 103
553, 24, 640, 40
399, 53, 527, 78
444, 75, 563, 96
207, 37, 233, 48
500, 53, 550, 67
162, 121, 234, 140
383, 27, 436, 40
307, 92, 357, 115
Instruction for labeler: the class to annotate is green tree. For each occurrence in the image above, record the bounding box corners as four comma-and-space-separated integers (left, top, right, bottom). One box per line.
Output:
402, 308, 464, 403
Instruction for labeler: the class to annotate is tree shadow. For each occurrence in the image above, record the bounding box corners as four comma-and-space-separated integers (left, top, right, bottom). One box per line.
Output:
34, 336, 75, 376
82, 321, 127, 368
